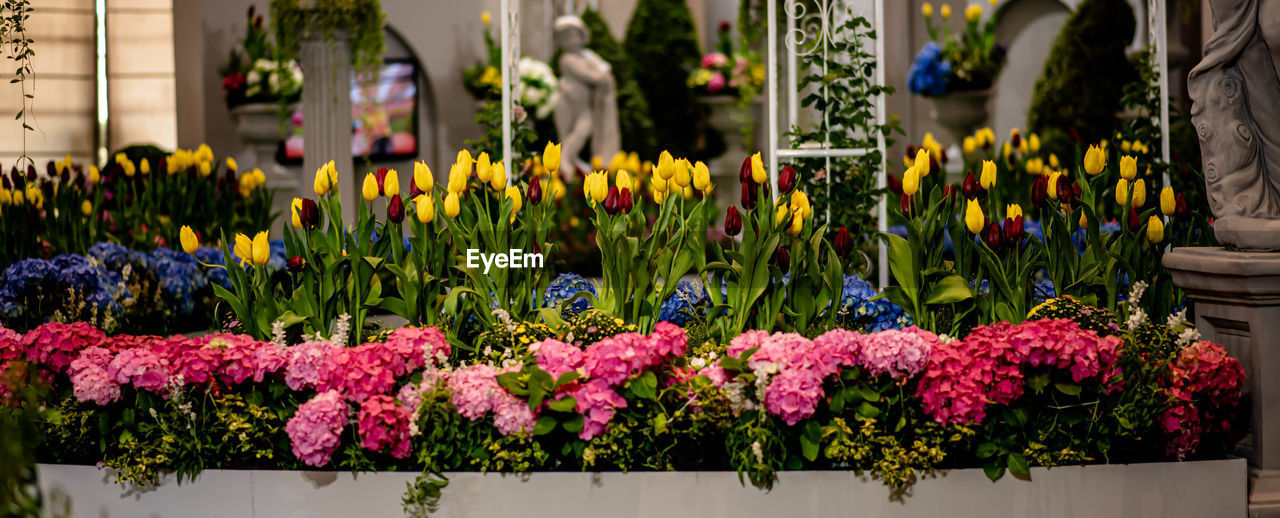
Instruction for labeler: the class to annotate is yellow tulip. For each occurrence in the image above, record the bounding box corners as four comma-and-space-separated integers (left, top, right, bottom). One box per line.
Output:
314, 165, 331, 196
11, 190, 22, 205
123, 160, 136, 177
195, 143, 214, 164
1007, 204, 1023, 219
750, 152, 767, 184
251, 231, 270, 265
965, 199, 984, 234
692, 161, 711, 192
922, 2, 933, 17
481, 11, 491, 25
1028, 133, 1041, 153
475, 152, 493, 183
1146, 216, 1164, 244
1120, 155, 1137, 180
89, 166, 100, 185
226, 157, 238, 172
325, 160, 338, 186
444, 192, 461, 218
414, 161, 434, 192
504, 186, 522, 222
140, 158, 151, 175
1083, 144, 1105, 175
1132, 179, 1146, 207
963, 136, 976, 155
1079, 211, 1089, 229
1047, 171, 1062, 199
233, 233, 253, 265
198, 162, 211, 177
448, 163, 467, 194
1049, 153, 1060, 169
1121, 140, 1132, 153
381, 169, 398, 198
291, 198, 304, 228
591, 172, 608, 202
788, 213, 804, 236
0, 189, 9, 205
657, 151, 675, 180
1002, 141, 1012, 161
673, 159, 691, 188
617, 170, 634, 192
1116, 179, 1130, 206
965, 4, 982, 21
489, 162, 507, 191
1161, 187, 1176, 216
902, 166, 920, 196
940, 4, 951, 18
775, 202, 790, 226
980, 160, 997, 189
792, 190, 811, 219
456, 149, 473, 177
362, 173, 379, 201
416, 195, 435, 224
180, 225, 199, 254
542, 142, 562, 173
650, 174, 667, 193
914, 148, 931, 177
81, 199, 92, 216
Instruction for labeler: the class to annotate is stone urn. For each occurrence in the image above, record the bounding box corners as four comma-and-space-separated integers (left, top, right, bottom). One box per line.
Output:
230, 102, 286, 171
926, 88, 992, 145
699, 94, 761, 221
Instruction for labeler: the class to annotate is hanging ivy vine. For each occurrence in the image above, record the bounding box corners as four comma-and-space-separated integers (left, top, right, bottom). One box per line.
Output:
2, 0, 34, 169
270, 0, 386, 73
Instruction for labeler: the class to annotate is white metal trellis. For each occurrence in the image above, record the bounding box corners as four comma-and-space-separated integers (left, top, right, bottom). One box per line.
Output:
500, 0, 520, 185
1148, 0, 1171, 187
766, 0, 888, 287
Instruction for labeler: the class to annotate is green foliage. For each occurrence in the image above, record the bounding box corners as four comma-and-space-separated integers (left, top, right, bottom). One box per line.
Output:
580, 8, 656, 157
1, 365, 69, 518
624, 0, 714, 159
565, 309, 637, 347
1, 0, 34, 169
1027, 0, 1138, 158
270, 0, 386, 72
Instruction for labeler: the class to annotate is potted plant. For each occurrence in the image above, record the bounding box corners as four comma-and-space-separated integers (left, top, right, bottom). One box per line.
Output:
691, 20, 764, 210
909, 1, 1006, 146
221, 5, 303, 170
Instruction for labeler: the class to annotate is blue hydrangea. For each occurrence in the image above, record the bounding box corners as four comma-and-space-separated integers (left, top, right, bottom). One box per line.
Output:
88, 242, 148, 273
2, 259, 55, 297
836, 275, 912, 332
0, 254, 124, 323
193, 246, 230, 288
908, 42, 951, 96
658, 279, 709, 326
149, 247, 208, 315
543, 273, 596, 317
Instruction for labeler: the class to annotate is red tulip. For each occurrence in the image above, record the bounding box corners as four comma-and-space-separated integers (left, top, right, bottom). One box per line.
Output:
833, 226, 852, 257
387, 194, 405, 223
779, 165, 797, 194
775, 247, 790, 272
1175, 193, 1189, 218
943, 184, 957, 205
887, 173, 902, 196
1127, 206, 1141, 232
1057, 176, 1075, 204
1030, 176, 1048, 207
299, 198, 320, 228
741, 181, 756, 210
604, 185, 621, 214
1003, 215, 1023, 246
620, 187, 633, 213
528, 175, 543, 206
901, 192, 913, 217
287, 255, 306, 272
375, 167, 389, 195
985, 221, 1004, 251
724, 206, 743, 237
963, 172, 982, 199
409, 178, 421, 198
739, 157, 753, 184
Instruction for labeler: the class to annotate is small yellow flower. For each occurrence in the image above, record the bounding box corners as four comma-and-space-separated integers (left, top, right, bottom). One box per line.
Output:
291, 198, 304, 228
965, 198, 984, 234
617, 169, 634, 192
233, 233, 253, 265
1002, 141, 1012, 161
362, 173, 379, 201
140, 158, 151, 175
1083, 144, 1106, 175
416, 195, 435, 224
1146, 216, 1164, 244
489, 161, 507, 191
123, 160, 136, 177
902, 165, 920, 196
940, 3, 952, 18
1079, 211, 1089, 229
1028, 133, 1041, 153
81, 199, 93, 216
1161, 187, 1176, 216
1120, 155, 1137, 180
980, 160, 997, 189
1121, 140, 1132, 153
475, 152, 493, 183
481, 11, 491, 25
750, 152, 767, 184
922, 2, 933, 17
965, 4, 982, 22
251, 231, 270, 265
414, 161, 433, 192
1049, 153, 1060, 169
1007, 204, 1023, 219
180, 225, 199, 254
89, 165, 100, 185
542, 142, 562, 173
444, 192, 461, 218
692, 161, 711, 192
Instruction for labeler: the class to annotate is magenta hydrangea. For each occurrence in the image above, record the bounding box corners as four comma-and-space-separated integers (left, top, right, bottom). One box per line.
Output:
568, 379, 627, 440
107, 347, 170, 392
285, 390, 350, 467
1162, 340, 1245, 459
383, 326, 451, 374
208, 334, 272, 386
284, 341, 344, 392
531, 338, 583, 379
22, 322, 107, 374
0, 325, 22, 363
357, 394, 412, 459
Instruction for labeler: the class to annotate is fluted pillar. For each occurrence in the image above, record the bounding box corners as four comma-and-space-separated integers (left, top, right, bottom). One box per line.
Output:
300, 32, 355, 223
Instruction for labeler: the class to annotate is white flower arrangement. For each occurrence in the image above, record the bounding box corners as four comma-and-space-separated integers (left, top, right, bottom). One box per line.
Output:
245, 58, 303, 100
516, 57, 559, 119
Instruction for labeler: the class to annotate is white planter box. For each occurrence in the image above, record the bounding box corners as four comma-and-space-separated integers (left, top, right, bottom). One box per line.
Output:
38, 459, 1245, 517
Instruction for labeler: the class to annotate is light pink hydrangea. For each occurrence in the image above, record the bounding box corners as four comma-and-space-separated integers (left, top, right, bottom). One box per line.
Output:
531, 338, 583, 379
492, 391, 538, 436
569, 379, 627, 440
449, 364, 501, 421
701, 52, 729, 68
357, 394, 412, 459
286, 390, 350, 467
763, 368, 824, 425
285, 341, 344, 392
68, 348, 121, 405
22, 322, 107, 374
853, 327, 935, 379
107, 347, 170, 392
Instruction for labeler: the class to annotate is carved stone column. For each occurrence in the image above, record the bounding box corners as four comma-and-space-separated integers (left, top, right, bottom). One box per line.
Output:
300, 32, 355, 223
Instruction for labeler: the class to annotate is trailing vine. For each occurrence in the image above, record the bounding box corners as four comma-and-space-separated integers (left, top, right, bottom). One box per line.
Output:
2, 0, 35, 169
270, 0, 386, 73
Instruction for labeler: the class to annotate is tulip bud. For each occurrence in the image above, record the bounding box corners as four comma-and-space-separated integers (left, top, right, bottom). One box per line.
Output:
415, 195, 435, 224
1146, 216, 1164, 244
489, 162, 507, 191
985, 221, 1004, 251
1175, 193, 1189, 218
444, 192, 460, 218
1132, 179, 1146, 208
673, 159, 691, 188
965, 198, 984, 234
1120, 155, 1137, 180
287, 255, 306, 273
900, 192, 913, 218
1003, 215, 1024, 246
300, 198, 319, 228
476, 152, 493, 183
902, 166, 920, 197
774, 247, 790, 272
180, 225, 199, 254
384, 169, 400, 198
251, 231, 270, 266
943, 184, 957, 205
980, 160, 997, 189
1010, 128, 1022, 149
739, 156, 753, 184
604, 185, 621, 214
1127, 206, 1141, 232
620, 187, 633, 213
1160, 187, 1176, 216
833, 226, 852, 257
388, 194, 405, 223
887, 173, 902, 196
724, 206, 743, 237
362, 173, 379, 201
528, 175, 543, 206
692, 162, 711, 192
741, 181, 756, 210
542, 142, 562, 174
962, 172, 981, 199
773, 165, 794, 194
414, 161, 433, 193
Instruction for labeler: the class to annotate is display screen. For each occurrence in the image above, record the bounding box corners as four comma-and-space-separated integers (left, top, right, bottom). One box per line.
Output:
282, 59, 419, 161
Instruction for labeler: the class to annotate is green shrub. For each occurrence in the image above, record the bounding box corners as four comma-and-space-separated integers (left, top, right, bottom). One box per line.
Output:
580, 8, 657, 158
624, 0, 713, 159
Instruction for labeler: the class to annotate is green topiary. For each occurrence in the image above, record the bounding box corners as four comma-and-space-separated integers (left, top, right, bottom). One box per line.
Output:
1026, 0, 1137, 157
580, 8, 657, 158
623, 0, 706, 158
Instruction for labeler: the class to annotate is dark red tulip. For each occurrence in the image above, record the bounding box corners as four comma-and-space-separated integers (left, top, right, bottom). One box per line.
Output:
779, 165, 797, 194
1068, 126, 1081, 143
1030, 176, 1049, 207
1127, 206, 1141, 232
1010, 131, 1022, 149
739, 157, 753, 184
774, 247, 790, 272
943, 184, 957, 205
287, 255, 306, 273
375, 167, 389, 195
247, 4, 255, 19
887, 173, 902, 196
1175, 193, 1190, 218
254, 15, 263, 29
905, 145, 917, 161
741, 181, 756, 210
527, 175, 543, 206
620, 187, 633, 213
962, 172, 982, 200
46, 161, 56, 179
604, 185, 621, 214
1, 175, 9, 190
59, 165, 70, 184
1057, 176, 1075, 204
985, 221, 1004, 251
724, 206, 743, 237
931, 156, 942, 172
387, 194, 405, 223
1003, 215, 1024, 246
833, 226, 852, 257
1072, 183, 1082, 201
719, 20, 731, 33
900, 192, 913, 217
26, 164, 36, 182
299, 198, 320, 228
409, 178, 421, 198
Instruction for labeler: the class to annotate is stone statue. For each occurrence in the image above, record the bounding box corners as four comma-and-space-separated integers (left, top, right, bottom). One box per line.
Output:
1188, 0, 1280, 250
553, 15, 620, 176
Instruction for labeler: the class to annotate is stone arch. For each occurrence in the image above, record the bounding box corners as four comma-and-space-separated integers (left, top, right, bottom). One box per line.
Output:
379, 24, 440, 168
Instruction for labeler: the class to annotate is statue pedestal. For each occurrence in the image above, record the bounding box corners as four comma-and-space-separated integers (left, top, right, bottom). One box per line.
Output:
300, 32, 355, 223
1165, 247, 1280, 516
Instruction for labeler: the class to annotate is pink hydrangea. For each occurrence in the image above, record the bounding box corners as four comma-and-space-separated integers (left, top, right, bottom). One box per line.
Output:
855, 327, 935, 379
701, 52, 729, 68
0, 325, 23, 363
726, 329, 771, 359
531, 338, 583, 379
492, 391, 538, 436
449, 364, 501, 421
383, 326, 450, 374
285, 390, 350, 467
154, 335, 224, 386
23, 322, 107, 374
569, 379, 627, 440
207, 334, 271, 386
68, 348, 121, 405
329, 342, 403, 401
706, 72, 726, 93
357, 395, 412, 459
253, 344, 288, 383
763, 368, 824, 425
107, 347, 170, 392
285, 341, 344, 391
1162, 340, 1245, 459
581, 323, 688, 387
